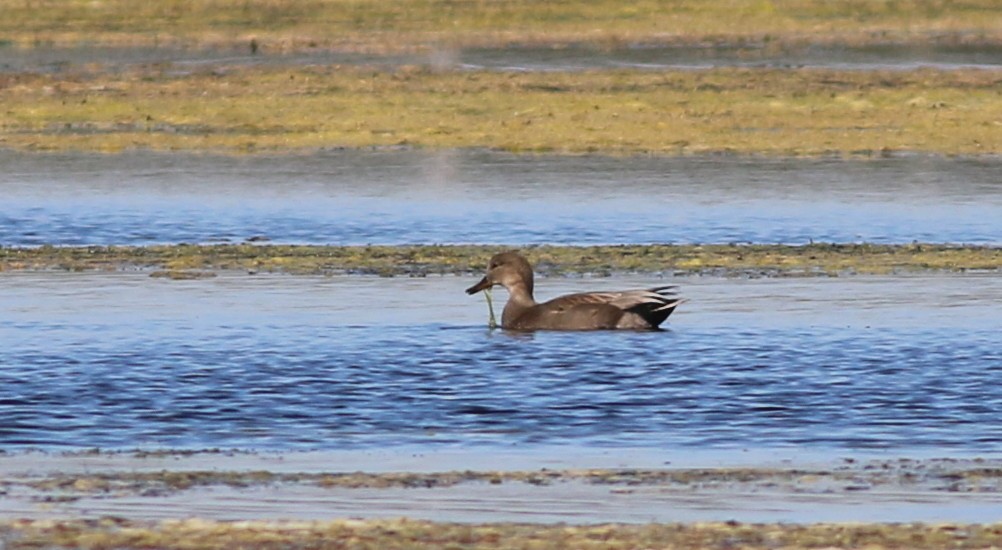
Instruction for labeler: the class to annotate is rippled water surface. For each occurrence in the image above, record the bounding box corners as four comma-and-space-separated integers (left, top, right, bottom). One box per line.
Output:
2, 150, 1000, 246
2, 273, 999, 452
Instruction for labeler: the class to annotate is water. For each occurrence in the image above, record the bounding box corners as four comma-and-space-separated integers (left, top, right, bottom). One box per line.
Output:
2, 272, 999, 452
459, 43, 1002, 72
3, 43, 1000, 74
2, 150, 1000, 246
3, 42, 1000, 527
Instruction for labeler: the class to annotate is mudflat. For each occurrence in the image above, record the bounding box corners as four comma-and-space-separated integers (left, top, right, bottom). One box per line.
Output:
1, 450, 1001, 548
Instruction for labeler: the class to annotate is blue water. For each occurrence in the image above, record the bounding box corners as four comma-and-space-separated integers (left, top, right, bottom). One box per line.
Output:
1, 150, 1000, 247
1, 149, 999, 454
2, 273, 999, 452
4, 327, 997, 450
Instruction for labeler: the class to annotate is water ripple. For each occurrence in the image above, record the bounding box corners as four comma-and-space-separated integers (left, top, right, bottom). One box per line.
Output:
1, 323, 998, 451
2, 151, 1000, 246
2, 273, 999, 452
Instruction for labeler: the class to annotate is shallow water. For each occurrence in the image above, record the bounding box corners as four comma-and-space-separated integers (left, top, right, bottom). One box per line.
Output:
3, 43, 1000, 74
2, 150, 1000, 246
459, 43, 1002, 72
6, 477, 1001, 524
1, 272, 999, 453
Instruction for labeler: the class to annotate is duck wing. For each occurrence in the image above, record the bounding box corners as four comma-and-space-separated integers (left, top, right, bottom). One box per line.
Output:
542, 286, 681, 312
509, 286, 682, 330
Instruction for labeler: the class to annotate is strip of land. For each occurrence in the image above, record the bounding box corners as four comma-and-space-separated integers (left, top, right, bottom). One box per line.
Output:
3, 66, 1000, 155
10, 459, 1002, 494
3, 1, 1000, 155
2, 0, 999, 52
2, 518, 998, 550
2, 453, 1000, 548
1, 244, 998, 277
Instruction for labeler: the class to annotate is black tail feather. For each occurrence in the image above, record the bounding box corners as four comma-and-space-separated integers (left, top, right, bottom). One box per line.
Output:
631, 287, 684, 328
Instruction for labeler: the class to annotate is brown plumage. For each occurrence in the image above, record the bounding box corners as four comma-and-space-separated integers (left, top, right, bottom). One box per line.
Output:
465, 251, 682, 330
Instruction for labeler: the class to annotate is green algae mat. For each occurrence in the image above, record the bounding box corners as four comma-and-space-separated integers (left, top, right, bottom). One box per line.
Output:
2, 244, 999, 277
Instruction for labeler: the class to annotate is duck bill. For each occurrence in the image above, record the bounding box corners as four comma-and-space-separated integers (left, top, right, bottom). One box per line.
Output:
465, 276, 493, 295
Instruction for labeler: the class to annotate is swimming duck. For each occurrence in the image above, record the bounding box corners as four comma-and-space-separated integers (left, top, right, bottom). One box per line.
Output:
466, 251, 682, 330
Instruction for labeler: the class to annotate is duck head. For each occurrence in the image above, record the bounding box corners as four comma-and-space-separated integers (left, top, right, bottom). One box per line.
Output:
465, 251, 535, 297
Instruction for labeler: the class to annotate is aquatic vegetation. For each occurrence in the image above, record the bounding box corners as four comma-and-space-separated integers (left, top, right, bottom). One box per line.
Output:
483, 286, 498, 329
0, 244, 998, 277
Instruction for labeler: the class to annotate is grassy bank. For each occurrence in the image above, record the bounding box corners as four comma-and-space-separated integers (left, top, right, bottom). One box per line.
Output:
3, 0, 1000, 155
3, 66, 1001, 155
2, 0, 1000, 52
1, 243, 998, 277
2, 518, 1000, 549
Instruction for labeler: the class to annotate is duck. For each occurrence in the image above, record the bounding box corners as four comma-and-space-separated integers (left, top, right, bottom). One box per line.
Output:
465, 251, 682, 330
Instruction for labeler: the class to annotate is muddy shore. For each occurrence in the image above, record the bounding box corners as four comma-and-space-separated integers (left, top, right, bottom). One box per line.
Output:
1, 451, 1001, 548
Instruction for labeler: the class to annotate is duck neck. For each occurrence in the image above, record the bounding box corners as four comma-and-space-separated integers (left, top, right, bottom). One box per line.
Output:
501, 281, 536, 326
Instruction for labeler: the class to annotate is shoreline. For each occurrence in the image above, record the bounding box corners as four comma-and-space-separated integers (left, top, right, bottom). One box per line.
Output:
3, 519, 999, 549
2, 243, 999, 277
2, 450, 1001, 547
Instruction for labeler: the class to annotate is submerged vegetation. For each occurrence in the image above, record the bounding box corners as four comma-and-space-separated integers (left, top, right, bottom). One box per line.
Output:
1, 243, 999, 277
